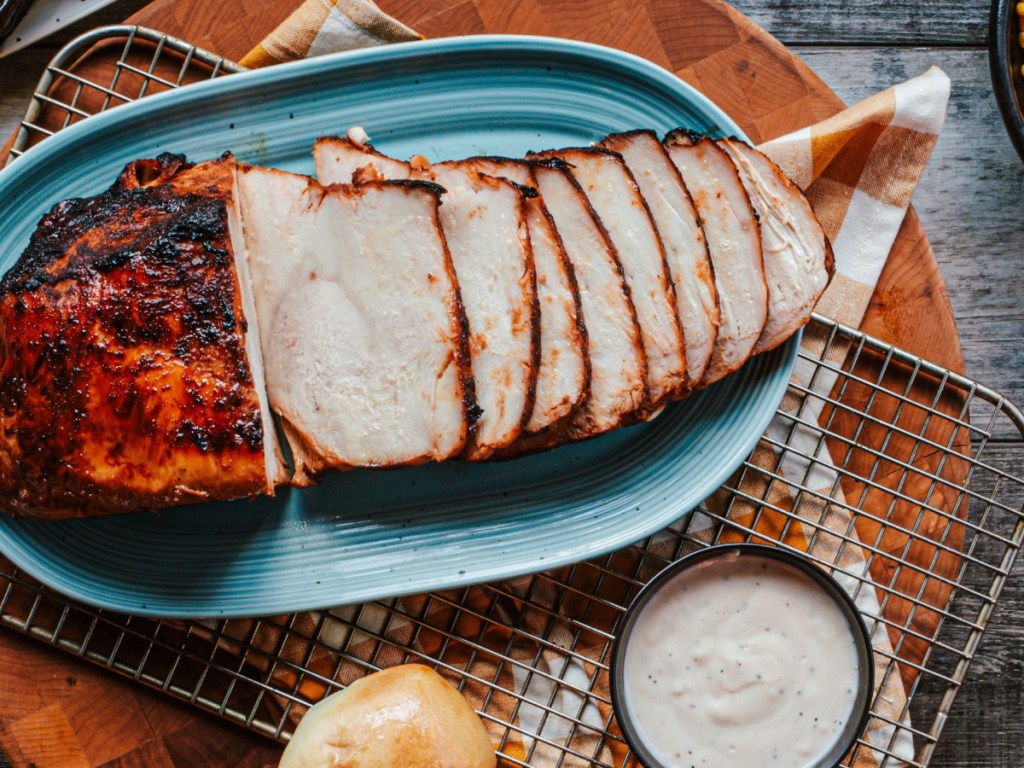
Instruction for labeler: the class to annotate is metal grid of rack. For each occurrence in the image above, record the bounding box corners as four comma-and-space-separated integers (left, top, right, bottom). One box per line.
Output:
6, 25, 243, 165
2, 26, 1023, 767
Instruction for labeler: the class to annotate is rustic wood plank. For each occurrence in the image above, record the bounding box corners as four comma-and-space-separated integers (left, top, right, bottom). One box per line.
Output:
918, 442, 1024, 768
731, 0, 990, 46
0, 0, 997, 52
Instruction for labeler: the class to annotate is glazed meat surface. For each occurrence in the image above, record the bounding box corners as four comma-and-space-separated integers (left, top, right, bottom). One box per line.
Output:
0, 154, 286, 519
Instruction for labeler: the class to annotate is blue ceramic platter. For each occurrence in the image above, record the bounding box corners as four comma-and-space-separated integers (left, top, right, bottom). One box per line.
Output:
0, 36, 798, 618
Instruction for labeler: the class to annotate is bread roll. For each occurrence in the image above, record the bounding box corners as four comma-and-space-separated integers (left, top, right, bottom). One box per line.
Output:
278, 664, 497, 768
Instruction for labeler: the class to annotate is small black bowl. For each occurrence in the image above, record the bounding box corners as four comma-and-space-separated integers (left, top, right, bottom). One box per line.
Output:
610, 544, 875, 768
991, 0, 1024, 161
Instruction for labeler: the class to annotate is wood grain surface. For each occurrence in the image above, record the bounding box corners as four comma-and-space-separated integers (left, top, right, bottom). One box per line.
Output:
0, 0, 1020, 766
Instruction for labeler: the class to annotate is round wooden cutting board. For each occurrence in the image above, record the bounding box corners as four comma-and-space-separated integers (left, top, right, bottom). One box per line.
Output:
0, 0, 967, 765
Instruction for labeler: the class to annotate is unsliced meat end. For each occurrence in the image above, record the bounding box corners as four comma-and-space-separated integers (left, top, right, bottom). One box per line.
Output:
236, 165, 470, 482
664, 130, 767, 385
601, 130, 719, 385
718, 138, 834, 354
0, 154, 282, 519
536, 148, 686, 406
531, 161, 646, 440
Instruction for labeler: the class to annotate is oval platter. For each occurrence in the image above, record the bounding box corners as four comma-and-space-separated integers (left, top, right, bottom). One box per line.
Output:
0, 35, 798, 618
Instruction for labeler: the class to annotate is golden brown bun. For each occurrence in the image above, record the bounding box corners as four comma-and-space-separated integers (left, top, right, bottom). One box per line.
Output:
278, 664, 496, 768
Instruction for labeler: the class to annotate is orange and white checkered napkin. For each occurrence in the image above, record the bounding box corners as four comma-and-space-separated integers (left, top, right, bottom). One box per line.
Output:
238, 0, 420, 69
225, 11, 950, 766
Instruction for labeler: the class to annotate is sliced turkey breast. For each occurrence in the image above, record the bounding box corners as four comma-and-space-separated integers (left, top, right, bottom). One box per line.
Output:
663, 129, 768, 385
600, 130, 719, 385
0, 154, 287, 519
236, 165, 472, 484
315, 144, 540, 460
454, 156, 588, 435
423, 162, 538, 458
530, 159, 647, 439
717, 137, 835, 354
313, 136, 411, 183
535, 147, 687, 405
318, 144, 586, 436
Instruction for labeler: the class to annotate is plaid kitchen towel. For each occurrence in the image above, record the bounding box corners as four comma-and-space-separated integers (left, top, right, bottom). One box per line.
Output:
228, 10, 950, 766
238, 0, 420, 68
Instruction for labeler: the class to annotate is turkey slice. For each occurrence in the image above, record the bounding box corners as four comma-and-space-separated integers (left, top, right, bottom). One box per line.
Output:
315, 142, 540, 460
664, 130, 767, 385
718, 138, 835, 354
600, 130, 719, 385
313, 135, 411, 183
535, 147, 687, 405
236, 165, 472, 484
530, 159, 646, 439
424, 162, 538, 458
455, 156, 588, 436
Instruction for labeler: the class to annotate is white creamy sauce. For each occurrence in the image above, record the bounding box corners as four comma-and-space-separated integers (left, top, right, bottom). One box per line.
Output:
623, 553, 861, 767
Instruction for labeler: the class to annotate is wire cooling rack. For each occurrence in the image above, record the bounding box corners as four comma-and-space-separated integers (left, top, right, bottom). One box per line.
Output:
2, 25, 1023, 768
5, 25, 243, 165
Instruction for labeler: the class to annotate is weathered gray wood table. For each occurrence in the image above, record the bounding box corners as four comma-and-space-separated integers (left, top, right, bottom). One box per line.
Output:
0, 1, 1020, 766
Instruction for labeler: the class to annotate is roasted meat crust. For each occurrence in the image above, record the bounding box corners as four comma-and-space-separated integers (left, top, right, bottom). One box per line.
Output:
0, 153, 277, 519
